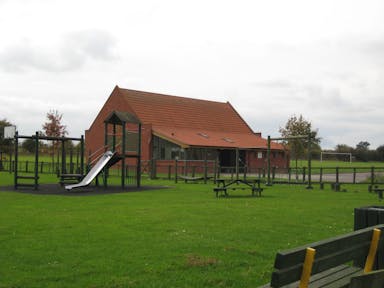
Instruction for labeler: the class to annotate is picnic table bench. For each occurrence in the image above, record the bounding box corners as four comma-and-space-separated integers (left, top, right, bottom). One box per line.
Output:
177, 175, 212, 183
260, 224, 384, 288
213, 179, 263, 197
374, 187, 384, 200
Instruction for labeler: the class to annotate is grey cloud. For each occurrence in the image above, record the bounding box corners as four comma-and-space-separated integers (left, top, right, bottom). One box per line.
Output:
251, 79, 294, 89
63, 30, 117, 61
361, 39, 384, 64
0, 29, 117, 73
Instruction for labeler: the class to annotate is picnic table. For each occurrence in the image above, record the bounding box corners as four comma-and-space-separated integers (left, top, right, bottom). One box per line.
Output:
213, 179, 263, 197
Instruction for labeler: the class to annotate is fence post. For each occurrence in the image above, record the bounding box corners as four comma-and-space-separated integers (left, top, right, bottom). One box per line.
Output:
353, 168, 356, 184
150, 159, 156, 179
288, 168, 291, 183
204, 157, 208, 184
319, 167, 323, 183
175, 160, 178, 183
213, 160, 218, 183
168, 165, 171, 180
302, 167, 306, 183
336, 167, 339, 184
243, 166, 247, 181
371, 167, 375, 186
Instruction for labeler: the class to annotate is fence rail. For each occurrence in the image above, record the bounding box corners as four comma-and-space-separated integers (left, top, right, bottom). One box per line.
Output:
2, 158, 384, 185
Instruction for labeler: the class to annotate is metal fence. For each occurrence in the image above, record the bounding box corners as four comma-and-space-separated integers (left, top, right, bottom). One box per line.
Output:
2, 158, 384, 185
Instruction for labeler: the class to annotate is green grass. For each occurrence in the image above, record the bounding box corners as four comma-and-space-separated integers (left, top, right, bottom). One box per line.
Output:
0, 172, 381, 287
294, 159, 384, 168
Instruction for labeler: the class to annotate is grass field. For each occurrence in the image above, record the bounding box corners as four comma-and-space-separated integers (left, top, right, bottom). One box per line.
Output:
0, 172, 381, 288
293, 159, 384, 168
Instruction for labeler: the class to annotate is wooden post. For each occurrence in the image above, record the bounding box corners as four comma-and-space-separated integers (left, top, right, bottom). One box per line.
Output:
112, 124, 116, 151
204, 148, 208, 184
34, 131, 39, 190
61, 139, 66, 175
104, 122, 108, 152
243, 165, 247, 181
288, 167, 291, 183
371, 167, 375, 187
213, 159, 217, 183
306, 133, 313, 189
336, 167, 339, 184
175, 159, 178, 183
267, 136, 272, 186
137, 123, 141, 188
299, 247, 316, 288
235, 148, 239, 181
364, 228, 381, 273
121, 121, 126, 189
80, 135, 84, 175
104, 123, 108, 188
69, 147, 73, 174
14, 131, 18, 189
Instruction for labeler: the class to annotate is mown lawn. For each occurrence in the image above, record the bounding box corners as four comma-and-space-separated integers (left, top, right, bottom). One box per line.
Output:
0, 173, 381, 288
294, 159, 384, 168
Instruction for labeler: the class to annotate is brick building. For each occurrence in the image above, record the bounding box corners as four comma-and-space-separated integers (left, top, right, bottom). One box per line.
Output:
85, 86, 289, 170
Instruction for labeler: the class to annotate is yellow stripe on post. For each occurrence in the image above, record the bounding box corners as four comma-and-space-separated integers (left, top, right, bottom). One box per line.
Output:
364, 228, 381, 273
299, 247, 316, 288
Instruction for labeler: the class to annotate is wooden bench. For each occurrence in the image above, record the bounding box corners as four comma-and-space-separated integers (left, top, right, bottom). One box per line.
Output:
214, 179, 263, 197
178, 175, 212, 183
260, 224, 384, 288
349, 269, 384, 287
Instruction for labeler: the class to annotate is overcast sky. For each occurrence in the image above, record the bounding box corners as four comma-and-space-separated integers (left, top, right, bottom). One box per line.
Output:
1, 0, 383, 149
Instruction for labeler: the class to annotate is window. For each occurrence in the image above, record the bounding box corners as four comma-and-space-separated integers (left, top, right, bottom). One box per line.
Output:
153, 136, 184, 160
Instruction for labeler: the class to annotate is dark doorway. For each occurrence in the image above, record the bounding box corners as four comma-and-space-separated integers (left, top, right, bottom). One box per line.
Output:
218, 149, 246, 167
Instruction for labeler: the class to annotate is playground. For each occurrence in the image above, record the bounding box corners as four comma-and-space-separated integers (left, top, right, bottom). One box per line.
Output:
2, 123, 384, 286
0, 173, 383, 287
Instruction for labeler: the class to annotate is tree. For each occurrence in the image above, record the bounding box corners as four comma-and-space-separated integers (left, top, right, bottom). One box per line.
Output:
376, 145, 384, 161
335, 144, 354, 153
21, 132, 45, 154
21, 138, 37, 153
42, 110, 67, 139
355, 141, 371, 162
279, 114, 321, 168
42, 110, 68, 163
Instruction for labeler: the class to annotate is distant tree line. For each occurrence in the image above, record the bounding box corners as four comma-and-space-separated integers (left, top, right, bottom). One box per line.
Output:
325, 142, 384, 162
279, 115, 384, 163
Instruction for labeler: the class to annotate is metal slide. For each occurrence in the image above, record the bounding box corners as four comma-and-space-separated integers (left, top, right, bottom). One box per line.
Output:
65, 151, 115, 190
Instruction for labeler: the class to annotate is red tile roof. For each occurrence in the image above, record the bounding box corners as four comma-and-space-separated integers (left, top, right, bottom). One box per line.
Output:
117, 87, 253, 133
152, 126, 283, 149
114, 86, 284, 150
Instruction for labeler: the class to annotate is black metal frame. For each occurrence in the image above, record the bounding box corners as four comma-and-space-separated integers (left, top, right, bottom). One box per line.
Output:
14, 131, 84, 190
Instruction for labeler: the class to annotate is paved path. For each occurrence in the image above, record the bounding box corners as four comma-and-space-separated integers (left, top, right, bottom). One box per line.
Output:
273, 172, 380, 183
